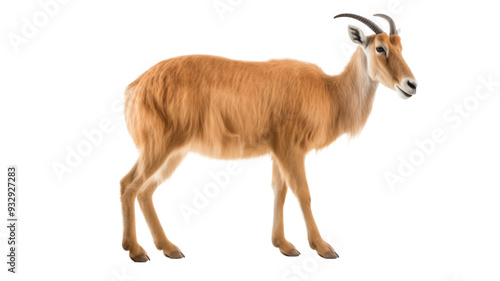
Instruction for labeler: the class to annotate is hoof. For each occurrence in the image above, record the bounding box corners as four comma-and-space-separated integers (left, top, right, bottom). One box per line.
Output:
130, 254, 150, 262
274, 239, 300, 257
165, 251, 185, 259
281, 248, 301, 257
318, 250, 339, 259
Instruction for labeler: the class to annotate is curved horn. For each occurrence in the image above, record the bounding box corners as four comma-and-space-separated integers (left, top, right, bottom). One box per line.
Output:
374, 14, 397, 35
334, 13, 384, 34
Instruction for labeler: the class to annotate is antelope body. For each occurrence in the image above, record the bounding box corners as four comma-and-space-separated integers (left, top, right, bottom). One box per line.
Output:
120, 13, 417, 261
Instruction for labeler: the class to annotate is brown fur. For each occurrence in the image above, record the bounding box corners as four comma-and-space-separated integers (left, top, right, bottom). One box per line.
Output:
120, 33, 413, 261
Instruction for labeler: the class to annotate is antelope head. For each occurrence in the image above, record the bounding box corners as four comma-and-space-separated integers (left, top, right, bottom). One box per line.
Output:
335, 13, 418, 99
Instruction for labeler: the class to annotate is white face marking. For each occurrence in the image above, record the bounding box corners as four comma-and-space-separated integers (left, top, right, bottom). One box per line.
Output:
395, 84, 412, 99
395, 78, 418, 99
361, 43, 377, 82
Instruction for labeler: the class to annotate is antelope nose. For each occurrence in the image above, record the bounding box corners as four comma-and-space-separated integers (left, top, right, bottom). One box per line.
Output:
407, 79, 417, 91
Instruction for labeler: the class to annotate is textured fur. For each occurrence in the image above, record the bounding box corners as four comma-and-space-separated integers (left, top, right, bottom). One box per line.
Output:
125, 48, 377, 164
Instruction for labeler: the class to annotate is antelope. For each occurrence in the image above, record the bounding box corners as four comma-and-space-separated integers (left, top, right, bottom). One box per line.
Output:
120, 13, 417, 262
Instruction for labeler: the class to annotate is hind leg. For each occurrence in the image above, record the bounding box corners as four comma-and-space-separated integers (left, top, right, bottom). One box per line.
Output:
120, 145, 177, 262
120, 161, 150, 262
137, 150, 187, 259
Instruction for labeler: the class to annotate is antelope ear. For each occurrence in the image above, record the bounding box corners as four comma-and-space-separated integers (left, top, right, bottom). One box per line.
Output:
347, 25, 367, 47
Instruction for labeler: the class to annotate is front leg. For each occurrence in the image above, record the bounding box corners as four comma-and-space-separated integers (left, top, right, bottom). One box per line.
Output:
273, 149, 339, 259
271, 157, 300, 256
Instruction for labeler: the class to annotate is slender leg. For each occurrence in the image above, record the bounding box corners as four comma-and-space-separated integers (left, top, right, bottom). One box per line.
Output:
271, 156, 300, 256
137, 151, 187, 259
120, 161, 151, 262
274, 150, 339, 259
120, 144, 176, 262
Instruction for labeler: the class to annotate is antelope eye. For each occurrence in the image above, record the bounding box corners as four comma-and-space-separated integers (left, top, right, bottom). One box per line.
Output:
376, 46, 386, 53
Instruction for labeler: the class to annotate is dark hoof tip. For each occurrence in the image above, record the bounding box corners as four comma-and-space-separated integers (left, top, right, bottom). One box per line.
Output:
281, 248, 301, 257
130, 254, 150, 262
165, 251, 185, 259
319, 250, 339, 259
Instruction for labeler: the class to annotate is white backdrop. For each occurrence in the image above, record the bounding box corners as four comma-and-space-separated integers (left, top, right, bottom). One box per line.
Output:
1, 0, 499, 280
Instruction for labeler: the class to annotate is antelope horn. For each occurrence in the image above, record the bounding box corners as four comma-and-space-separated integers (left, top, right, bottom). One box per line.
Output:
334, 13, 384, 34
374, 14, 397, 35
